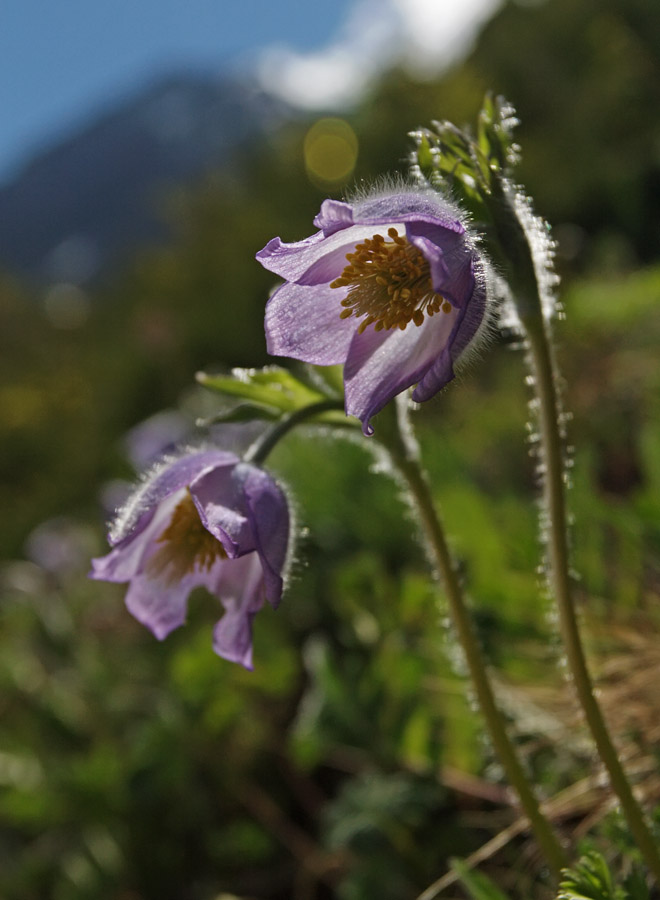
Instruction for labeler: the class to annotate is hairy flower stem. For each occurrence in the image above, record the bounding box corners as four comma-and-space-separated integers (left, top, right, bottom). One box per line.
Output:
487, 170, 660, 876
244, 399, 346, 466
523, 313, 660, 881
379, 399, 567, 876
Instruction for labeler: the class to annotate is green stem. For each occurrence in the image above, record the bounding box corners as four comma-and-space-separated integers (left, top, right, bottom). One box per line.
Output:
524, 315, 660, 880
243, 399, 346, 466
380, 400, 567, 876
486, 171, 660, 874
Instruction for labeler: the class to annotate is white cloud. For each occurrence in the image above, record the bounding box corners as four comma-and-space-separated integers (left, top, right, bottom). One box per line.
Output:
395, 0, 502, 75
257, 0, 501, 109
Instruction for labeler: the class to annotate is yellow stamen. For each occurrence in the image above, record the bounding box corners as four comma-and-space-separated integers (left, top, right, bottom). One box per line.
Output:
329, 228, 451, 333
146, 491, 227, 584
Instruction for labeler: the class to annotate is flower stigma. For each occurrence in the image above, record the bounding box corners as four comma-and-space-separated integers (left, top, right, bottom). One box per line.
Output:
330, 227, 452, 334
147, 491, 227, 583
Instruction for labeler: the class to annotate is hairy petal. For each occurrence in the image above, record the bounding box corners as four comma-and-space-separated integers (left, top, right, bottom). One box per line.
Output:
91, 447, 292, 668
313, 198, 355, 234
257, 188, 492, 433
91, 493, 182, 582
238, 463, 289, 608
256, 222, 403, 283
352, 191, 465, 230
344, 307, 459, 434
110, 449, 238, 545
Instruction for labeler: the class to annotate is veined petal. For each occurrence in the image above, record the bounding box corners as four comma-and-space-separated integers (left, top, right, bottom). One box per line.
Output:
344, 307, 459, 434
255, 231, 324, 278
189, 464, 252, 557
313, 198, 355, 235
405, 232, 450, 295
238, 463, 289, 608
91, 447, 292, 669
439, 251, 477, 310
410, 347, 454, 403
265, 281, 355, 365
406, 223, 474, 305
257, 187, 493, 433
413, 264, 487, 401
256, 222, 404, 283
211, 553, 265, 669
353, 191, 465, 232
110, 449, 238, 545
124, 570, 194, 640
213, 608, 258, 669
448, 263, 488, 358
90, 493, 182, 582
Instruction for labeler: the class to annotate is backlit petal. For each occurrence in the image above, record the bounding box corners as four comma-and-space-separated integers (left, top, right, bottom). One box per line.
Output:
344, 307, 459, 434
265, 281, 355, 365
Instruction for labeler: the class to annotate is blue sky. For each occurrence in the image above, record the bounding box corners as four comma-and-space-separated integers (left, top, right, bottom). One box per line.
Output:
1, 0, 353, 182
1, 0, 498, 184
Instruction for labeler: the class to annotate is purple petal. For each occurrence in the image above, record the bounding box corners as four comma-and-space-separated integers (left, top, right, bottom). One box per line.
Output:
90, 543, 146, 585
437, 250, 477, 310
256, 223, 403, 283
91, 493, 182, 582
237, 463, 289, 608
295, 243, 364, 286
344, 308, 459, 434
213, 609, 257, 669
411, 347, 454, 403
265, 281, 356, 365
405, 232, 449, 293
256, 231, 325, 278
451, 261, 476, 308
256, 188, 491, 437
189, 464, 252, 557
124, 570, 194, 640
405, 218, 463, 250
110, 449, 238, 545
353, 192, 464, 234
412, 266, 486, 402
313, 199, 355, 235
211, 554, 265, 669
448, 262, 488, 358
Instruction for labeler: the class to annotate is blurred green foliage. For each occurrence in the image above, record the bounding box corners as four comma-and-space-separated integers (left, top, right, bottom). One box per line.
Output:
557, 850, 651, 900
2, 0, 660, 897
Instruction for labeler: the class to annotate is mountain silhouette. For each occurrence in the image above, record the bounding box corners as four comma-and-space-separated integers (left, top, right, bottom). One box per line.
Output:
0, 72, 290, 285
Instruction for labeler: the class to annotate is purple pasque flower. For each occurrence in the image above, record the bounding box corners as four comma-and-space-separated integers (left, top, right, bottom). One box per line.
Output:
90, 449, 290, 669
257, 188, 490, 435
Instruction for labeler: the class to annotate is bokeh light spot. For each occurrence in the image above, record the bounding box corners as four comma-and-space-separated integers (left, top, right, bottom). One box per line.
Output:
304, 118, 358, 186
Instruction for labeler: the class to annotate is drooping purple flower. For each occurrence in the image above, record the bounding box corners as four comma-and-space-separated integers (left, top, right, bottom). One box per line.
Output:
90, 449, 290, 669
257, 188, 491, 434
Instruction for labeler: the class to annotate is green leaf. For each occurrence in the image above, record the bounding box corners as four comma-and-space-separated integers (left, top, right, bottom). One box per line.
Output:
450, 858, 512, 900
196, 402, 281, 426
415, 133, 435, 174
557, 851, 627, 900
411, 94, 521, 216
304, 363, 345, 398
477, 92, 497, 159
196, 366, 324, 412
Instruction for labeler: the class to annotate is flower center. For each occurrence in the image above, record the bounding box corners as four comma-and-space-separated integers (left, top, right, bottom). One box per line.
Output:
147, 491, 227, 583
330, 227, 452, 334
